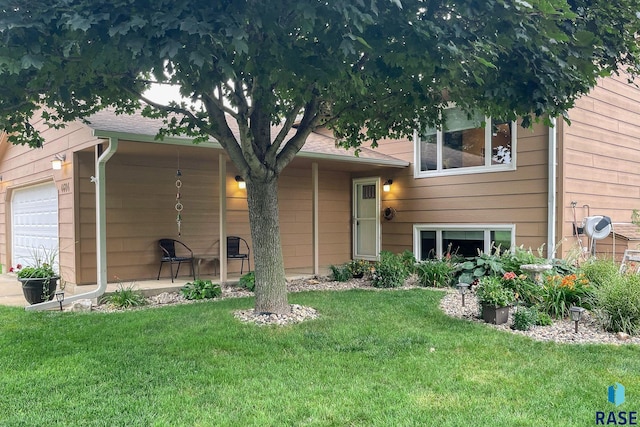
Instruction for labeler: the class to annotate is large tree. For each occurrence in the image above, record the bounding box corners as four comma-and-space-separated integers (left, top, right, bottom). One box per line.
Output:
1, 0, 639, 313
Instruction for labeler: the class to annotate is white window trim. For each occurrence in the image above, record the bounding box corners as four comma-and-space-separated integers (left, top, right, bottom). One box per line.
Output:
413, 114, 518, 178
412, 224, 516, 260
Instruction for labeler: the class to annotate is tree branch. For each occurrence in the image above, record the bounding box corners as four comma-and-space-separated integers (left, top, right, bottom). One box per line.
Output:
275, 96, 322, 173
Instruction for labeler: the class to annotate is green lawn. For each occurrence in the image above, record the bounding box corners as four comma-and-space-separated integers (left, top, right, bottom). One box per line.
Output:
0, 289, 637, 426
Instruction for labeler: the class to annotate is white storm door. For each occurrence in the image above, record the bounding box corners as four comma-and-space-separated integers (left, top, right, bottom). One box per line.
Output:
353, 178, 381, 260
11, 183, 59, 268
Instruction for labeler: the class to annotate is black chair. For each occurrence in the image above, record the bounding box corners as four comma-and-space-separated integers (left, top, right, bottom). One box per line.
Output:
227, 236, 251, 274
157, 239, 195, 282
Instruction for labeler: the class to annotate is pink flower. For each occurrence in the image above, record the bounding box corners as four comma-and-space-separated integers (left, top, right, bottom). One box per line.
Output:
16, 264, 22, 269
503, 272, 517, 280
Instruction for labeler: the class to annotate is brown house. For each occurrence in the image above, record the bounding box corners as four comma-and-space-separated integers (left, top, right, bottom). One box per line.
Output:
2, 74, 640, 303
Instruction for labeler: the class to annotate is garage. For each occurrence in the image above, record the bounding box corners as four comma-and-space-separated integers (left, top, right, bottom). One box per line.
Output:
11, 182, 59, 268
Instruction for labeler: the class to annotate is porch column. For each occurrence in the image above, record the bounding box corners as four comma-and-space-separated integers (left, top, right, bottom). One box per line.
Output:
219, 154, 227, 283
312, 162, 319, 275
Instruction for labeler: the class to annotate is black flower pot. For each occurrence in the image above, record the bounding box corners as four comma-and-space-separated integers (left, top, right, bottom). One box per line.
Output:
19, 277, 59, 305
481, 303, 510, 325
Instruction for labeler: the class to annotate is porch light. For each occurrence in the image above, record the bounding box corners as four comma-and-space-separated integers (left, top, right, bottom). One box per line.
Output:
456, 283, 470, 307
235, 175, 246, 190
51, 153, 66, 170
55, 291, 65, 311
569, 306, 585, 333
383, 179, 393, 192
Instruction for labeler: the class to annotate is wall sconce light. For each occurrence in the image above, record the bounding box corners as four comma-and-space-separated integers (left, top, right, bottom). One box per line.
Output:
569, 306, 585, 333
51, 153, 66, 170
383, 179, 393, 192
456, 283, 470, 307
235, 175, 246, 190
55, 291, 65, 311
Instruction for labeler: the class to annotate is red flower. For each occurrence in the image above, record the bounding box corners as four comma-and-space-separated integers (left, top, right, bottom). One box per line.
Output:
8, 267, 14, 272
16, 264, 22, 269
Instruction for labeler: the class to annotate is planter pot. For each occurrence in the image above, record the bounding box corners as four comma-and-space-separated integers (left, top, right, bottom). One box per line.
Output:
19, 277, 59, 305
481, 304, 510, 325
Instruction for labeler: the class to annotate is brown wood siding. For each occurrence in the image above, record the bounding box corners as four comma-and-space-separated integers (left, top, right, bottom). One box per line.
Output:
77, 142, 220, 284
560, 74, 640, 259
0, 116, 101, 283
379, 121, 550, 256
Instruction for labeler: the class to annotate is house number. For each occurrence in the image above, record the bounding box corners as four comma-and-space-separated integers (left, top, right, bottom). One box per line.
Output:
60, 182, 71, 193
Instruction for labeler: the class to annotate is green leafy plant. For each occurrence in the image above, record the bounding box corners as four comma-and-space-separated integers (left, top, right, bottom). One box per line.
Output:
415, 259, 456, 288
347, 259, 371, 278
579, 258, 619, 288
511, 306, 539, 331
370, 251, 410, 288
101, 283, 146, 308
535, 310, 553, 326
329, 264, 352, 282
14, 246, 58, 279
456, 250, 506, 284
475, 276, 514, 308
400, 250, 417, 275
500, 272, 543, 307
180, 279, 222, 300
239, 272, 255, 291
592, 273, 640, 335
540, 273, 592, 318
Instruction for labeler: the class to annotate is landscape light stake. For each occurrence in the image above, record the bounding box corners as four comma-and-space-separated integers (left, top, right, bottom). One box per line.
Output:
456, 283, 470, 307
569, 306, 585, 333
55, 291, 64, 311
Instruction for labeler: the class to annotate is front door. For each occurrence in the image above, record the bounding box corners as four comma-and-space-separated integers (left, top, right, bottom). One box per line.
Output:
353, 178, 380, 260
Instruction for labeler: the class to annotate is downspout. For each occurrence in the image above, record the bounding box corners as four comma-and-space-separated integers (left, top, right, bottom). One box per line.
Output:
26, 138, 119, 311
547, 118, 557, 260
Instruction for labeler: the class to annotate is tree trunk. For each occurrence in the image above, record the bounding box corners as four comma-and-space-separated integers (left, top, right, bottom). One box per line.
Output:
246, 177, 289, 314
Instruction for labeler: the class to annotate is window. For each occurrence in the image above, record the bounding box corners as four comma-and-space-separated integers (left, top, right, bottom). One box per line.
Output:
415, 107, 516, 177
413, 224, 514, 260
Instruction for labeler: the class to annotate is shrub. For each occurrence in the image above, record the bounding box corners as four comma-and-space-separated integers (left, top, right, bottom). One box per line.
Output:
456, 250, 506, 284
512, 306, 539, 331
415, 259, 456, 288
400, 250, 417, 275
347, 259, 371, 278
535, 310, 553, 326
579, 259, 619, 288
329, 264, 352, 282
371, 251, 409, 288
500, 272, 543, 307
475, 276, 515, 307
180, 279, 222, 300
592, 273, 640, 335
239, 271, 255, 291
102, 283, 146, 308
540, 273, 592, 318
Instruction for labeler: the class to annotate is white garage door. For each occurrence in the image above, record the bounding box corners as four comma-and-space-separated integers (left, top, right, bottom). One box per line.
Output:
12, 183, 59, 268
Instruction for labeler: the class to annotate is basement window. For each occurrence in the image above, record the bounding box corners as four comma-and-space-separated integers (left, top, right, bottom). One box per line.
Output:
413, 224, 514, 260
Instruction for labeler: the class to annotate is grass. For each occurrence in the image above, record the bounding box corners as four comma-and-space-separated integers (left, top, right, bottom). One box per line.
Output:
0, 289, 638, 426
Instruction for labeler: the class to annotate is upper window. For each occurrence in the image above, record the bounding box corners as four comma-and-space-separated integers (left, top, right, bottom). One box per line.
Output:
415, 107, 516, 177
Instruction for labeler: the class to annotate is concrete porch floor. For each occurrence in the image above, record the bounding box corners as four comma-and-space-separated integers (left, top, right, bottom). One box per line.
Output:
0, 268, 322, 308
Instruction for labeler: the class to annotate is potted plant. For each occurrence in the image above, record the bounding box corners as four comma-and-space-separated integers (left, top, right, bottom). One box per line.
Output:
476, 276, 515, 324
13, 249, 60, 304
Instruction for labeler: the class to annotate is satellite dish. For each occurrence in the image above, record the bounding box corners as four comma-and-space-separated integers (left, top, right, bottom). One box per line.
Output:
584, 216, 612, 240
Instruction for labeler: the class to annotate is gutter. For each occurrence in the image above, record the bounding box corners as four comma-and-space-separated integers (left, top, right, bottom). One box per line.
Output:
25, 138, 119, 311
547, 118, 557, 259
